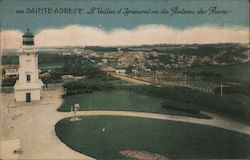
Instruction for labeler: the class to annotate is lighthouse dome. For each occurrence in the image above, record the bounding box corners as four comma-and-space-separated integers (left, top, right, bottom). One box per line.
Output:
22, 28, 34, 45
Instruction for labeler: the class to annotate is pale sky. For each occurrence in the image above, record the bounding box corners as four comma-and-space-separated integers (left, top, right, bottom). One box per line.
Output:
0, 0, 249, 48
1, 25, 249, 49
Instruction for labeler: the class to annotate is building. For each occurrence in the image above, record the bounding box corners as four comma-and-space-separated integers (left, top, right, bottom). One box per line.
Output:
4, 65, 18, 77
61, 75, 74, 81
14, 29, 44, 102
115, 69, 126, 74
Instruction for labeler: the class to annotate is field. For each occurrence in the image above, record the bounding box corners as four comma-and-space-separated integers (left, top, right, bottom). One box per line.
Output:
186, 63, 250, 82
58, 90, 210, 119
55, 116, 250, 159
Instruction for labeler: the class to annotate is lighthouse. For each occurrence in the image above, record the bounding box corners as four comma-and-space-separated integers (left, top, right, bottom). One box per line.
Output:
14, 29, 44, 102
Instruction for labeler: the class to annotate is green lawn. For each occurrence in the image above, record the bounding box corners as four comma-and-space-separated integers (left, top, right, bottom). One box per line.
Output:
187, 63, 250, 82
55, 116, 250, 159
58, 90, 210, 119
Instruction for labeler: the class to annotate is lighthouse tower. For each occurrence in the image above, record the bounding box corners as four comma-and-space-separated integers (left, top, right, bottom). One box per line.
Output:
14, 29, 44, 102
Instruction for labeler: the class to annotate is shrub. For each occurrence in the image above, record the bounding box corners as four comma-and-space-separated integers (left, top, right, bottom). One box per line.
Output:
161, 100, 200, 114
63, 78, 116, 95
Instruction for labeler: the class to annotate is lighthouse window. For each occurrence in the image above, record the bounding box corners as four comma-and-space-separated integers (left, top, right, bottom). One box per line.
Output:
26, 74, 31, 82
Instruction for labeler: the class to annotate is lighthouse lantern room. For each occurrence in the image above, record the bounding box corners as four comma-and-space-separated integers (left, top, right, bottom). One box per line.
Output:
14, 29, 44, 102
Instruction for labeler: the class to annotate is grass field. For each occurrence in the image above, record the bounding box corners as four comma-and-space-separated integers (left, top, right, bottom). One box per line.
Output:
187, 63, 250, 82
55, 116, 250, 159
58, 90, 210, 119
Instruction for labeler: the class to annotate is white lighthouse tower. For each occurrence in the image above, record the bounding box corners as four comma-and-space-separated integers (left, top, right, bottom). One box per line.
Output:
14, 29, 44, 102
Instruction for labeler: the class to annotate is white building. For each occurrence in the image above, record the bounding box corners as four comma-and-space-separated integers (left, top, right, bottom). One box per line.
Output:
61, 75, 74, 81
115, 69, 126, 74
14, 29, 44, 102
4, 65, 18, 76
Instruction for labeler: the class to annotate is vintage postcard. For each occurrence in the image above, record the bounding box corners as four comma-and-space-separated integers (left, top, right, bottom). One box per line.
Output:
0, 0, 250, 159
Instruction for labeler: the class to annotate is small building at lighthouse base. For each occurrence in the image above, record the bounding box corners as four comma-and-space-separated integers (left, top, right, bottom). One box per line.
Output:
14, 81, 43, 102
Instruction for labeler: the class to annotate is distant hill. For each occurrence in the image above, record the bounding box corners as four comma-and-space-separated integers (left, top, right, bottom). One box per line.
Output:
85, 43, 249, 64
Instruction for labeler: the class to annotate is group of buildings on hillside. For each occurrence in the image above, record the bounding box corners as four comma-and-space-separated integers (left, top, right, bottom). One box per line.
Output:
2, 30, 249, 103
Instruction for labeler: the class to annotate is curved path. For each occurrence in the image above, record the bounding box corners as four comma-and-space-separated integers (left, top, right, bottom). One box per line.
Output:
61, 110, 250, 135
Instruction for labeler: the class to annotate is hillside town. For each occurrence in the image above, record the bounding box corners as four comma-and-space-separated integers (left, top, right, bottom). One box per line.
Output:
2, 43, 250, 96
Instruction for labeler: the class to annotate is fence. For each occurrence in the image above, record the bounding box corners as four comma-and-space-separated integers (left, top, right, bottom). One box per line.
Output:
115, 72, 219, 94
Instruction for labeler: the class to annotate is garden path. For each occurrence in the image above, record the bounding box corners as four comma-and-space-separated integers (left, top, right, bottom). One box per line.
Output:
62, 110, 250, 135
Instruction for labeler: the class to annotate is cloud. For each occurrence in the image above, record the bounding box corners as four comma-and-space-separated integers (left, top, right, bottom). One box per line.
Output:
1, 30, 23, 49
1, 25, 249, 49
